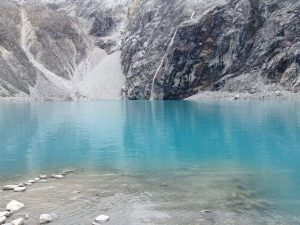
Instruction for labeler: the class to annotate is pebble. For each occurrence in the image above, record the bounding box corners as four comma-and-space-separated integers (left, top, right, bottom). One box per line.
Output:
14, 187, 26, 192
40, 175, 47, 179
11, 218, 24, 225
95, 215, 109, 223
35, 178, 40, 182
6, 200, 25, 213
3, 185, 18, 191
0, 216, 7, 224
17, 183, 25, 187
24, 182, 32, 186
39, 214, 53, 224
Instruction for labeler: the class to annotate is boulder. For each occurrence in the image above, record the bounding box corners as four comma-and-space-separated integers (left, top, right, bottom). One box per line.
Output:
3, 185, 18, 191
39, 214, 53, 224
95, 215, 109, 222
11, 218, 24, 225
6, 200, 25, 213
14, 187, 26, 192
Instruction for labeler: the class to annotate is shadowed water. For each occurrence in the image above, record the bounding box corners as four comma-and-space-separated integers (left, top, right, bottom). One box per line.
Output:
0, 100, 300, 224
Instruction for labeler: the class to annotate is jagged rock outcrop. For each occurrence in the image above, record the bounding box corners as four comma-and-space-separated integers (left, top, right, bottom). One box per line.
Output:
0, 0, 299, 100
140, 0, 300, 99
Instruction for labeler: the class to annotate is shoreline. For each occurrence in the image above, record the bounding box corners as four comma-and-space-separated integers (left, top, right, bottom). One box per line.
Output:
0, 91, 300, 102
1, 168, 299, 225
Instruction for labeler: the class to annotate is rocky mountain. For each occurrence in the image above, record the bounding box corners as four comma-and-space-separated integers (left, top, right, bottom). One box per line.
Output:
0, 0, 299, 100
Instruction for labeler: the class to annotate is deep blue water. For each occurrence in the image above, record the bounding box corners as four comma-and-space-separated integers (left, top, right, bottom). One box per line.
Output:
0, 100, 300, 217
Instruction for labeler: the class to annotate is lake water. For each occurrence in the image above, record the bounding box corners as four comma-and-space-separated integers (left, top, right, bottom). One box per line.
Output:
0, 100, 300, 224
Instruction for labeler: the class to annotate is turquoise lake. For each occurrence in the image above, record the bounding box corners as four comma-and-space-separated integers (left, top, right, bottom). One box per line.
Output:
0, 100, 300, 223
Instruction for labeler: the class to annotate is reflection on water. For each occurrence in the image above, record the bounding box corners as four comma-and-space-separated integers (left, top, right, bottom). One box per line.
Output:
0, 100, 300, 222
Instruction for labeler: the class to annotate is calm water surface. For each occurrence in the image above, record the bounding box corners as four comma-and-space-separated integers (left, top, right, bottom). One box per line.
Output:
0, 100, 300, 223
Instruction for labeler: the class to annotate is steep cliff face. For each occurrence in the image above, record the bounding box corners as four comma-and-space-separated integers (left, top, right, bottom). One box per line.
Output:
121, 0, 228, 99
0, 0, 299, 100
126, 0, 300, 99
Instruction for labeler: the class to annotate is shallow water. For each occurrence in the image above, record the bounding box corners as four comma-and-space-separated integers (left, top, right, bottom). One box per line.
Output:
0, 100, 300, 224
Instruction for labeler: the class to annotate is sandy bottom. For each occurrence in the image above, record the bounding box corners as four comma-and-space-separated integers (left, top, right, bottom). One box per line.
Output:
0, 168, 299, 225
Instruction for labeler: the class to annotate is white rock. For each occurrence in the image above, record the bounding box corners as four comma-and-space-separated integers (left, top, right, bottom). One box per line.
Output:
27, 180, 35, 184
53, 175, 64, 179
17, 183, 25, 187
233, 94, 240, 100
0, 216, 6, 224
39, 214, 53, 224
3, 223, 12, 225
35, 178, 40, 182
40, 175, 47, 179
275, 91, 282, 96
95, 215, 109, 222
14, 187, 26, 192
11, 218, 24, 225
0, 212, 9, 217
38, 179, 48, 183
6, 200, 25, 213
3, 185, 18, 191
24, 182, 32, 186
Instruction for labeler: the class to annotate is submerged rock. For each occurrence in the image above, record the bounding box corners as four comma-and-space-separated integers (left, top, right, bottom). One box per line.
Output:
6, 200, 25, 213
39, 214, 53, 224
95, 215, 109, 223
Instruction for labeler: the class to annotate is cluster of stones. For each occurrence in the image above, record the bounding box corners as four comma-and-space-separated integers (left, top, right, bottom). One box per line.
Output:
0, 170, 110, 224
0, 200, 56, 225
2, 173, 66, 193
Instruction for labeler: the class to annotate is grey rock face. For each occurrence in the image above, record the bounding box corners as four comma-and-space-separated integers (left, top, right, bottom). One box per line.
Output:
0, 1, 37, 97
121, 0, 195, 99
143, 0, 300, 99
0, 0, 299, 100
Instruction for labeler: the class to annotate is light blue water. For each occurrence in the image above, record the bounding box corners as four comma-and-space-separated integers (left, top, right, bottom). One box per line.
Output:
0, 100, 300, 220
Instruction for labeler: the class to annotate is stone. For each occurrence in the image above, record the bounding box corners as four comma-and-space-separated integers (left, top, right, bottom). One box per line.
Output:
17, 183, 25, 187
233, 94, 240, 100
3, 185, 18, 191
0, 216, 6, 224
11, 218, 24, 225
95, 215, 109, 223
27, 180, 35, 184
14, 187, 26, 192
24, 182, 32, 186
39, 214, 53, 224
35, 178, 40, 182
0, 212, 9, 217
38, 179, 48, 183
40, 175, 47, 179
6, 200, 25, 213
53, 175, 64, 179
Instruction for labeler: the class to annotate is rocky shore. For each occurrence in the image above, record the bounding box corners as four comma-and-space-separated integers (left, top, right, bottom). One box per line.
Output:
0, 167, 299, 225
